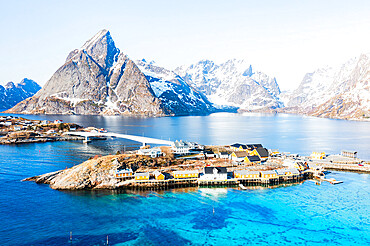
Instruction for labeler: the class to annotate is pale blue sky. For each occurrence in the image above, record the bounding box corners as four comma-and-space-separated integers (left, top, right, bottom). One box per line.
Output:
1, 0, 370, 90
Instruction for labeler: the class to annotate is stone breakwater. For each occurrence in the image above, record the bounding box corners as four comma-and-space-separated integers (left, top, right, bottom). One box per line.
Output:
319, 162, 370, 173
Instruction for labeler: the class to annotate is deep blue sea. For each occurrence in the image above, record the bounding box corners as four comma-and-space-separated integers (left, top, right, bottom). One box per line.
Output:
0, 113, 369, 245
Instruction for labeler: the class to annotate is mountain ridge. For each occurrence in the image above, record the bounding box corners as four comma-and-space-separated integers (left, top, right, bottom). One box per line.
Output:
3, 29, 369, 120
5, 30, 214, 116
0, 78, 41, 110
175, 59, 283, 110
281, 53, 370, 120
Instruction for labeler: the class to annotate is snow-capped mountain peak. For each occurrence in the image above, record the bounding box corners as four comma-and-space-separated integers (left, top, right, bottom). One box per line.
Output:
175, 59, 283, 110
284, 53, 370, 120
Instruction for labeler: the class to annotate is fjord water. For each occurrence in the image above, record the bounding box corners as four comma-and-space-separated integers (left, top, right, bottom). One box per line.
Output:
0, 113, 369, 245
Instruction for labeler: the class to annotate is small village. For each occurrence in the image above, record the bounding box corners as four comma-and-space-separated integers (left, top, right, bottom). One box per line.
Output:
111, 141, 369, 190
0, 115, 103, 144
3, 115, 368, 190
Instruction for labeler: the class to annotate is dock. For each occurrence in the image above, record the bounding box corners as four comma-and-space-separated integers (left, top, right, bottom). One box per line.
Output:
318, 178, 344, 185
116, 171, 313, 191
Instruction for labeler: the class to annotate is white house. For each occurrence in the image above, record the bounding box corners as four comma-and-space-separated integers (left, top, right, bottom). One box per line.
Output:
283, 159, 305, 171
171, 140, 193, 155
115, 169, 133, 178
218, 152, 229, 159
137, 147, 162, 158
204, 150, 216, 158
200, 167, 228, 180
13, 125, 22, 131
54, 120, 63, 124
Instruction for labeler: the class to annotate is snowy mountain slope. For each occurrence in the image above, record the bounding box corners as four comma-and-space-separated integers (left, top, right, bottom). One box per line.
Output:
135, 60, 214, 115
285, 53, 370, 120
175, 59, 283, 110
0, 79, 41, 110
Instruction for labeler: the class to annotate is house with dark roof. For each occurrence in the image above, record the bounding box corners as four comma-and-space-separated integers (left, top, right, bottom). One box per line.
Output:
256, 147, 269, 160
230, 151, 249, 162
244, 155, 261, 164
229, 143, 248, 151
252, 144, 263, 148
248, 147, 269, 161
200, 167, 228, 180
204, 150, 216, 158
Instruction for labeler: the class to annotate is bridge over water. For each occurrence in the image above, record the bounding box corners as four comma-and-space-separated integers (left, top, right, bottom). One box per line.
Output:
64, 131, 174, 146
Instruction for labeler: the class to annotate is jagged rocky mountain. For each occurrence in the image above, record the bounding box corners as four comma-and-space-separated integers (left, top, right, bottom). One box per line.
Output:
6, 30, 214, 116
283, 53, 370, 120
0, 79, 41, 110
135, 59, 214, 115
175, 60, 283, 110
5, 29, 368, 120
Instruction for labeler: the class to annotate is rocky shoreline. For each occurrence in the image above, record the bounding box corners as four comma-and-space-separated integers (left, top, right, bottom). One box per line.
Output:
0, 135, 84, 145
23, 151, 369, 191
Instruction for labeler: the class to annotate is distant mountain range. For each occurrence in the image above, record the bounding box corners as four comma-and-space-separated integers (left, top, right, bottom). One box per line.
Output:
3, 30, 369, 120
5, 30, 215, 116
281, 53, 370, 120
175, 60, 282, 110
0, 79, 41, 110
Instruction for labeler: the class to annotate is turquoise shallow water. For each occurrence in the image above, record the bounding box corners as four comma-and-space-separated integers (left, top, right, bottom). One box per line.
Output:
3, 172, 368, 246
0, 113, 369, 245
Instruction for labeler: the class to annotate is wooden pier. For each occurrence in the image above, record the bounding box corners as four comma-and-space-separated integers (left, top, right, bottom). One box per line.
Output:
122, 171, 314, 191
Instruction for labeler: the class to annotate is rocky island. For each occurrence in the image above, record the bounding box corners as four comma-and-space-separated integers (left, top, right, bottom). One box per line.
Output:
23, 141, 370, 191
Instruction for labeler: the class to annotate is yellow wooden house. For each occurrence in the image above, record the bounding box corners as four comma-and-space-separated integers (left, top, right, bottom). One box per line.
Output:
134, 172, 150, 180
248, 147, 269, 161
311, 152, 326, 159
244, 155, 261, 164
115, 169, 133, 178
153, 170, 165, 180
276, 168, 300, 177
173, 170, 199, 179
230, 151, 248, 162
295, 162, 306, 171
260, 170, 278, 179
234, 170, 260, 179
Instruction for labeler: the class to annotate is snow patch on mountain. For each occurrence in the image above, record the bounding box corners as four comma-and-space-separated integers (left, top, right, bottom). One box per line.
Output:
285, 53, 370, 120
175, 59, 283, 110
0, 78, 41, 110
135, 59, 215, 115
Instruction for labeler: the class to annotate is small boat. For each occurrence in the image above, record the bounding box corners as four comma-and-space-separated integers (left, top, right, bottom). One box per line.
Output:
326, 178, 343, 184
239, 184, 248, 190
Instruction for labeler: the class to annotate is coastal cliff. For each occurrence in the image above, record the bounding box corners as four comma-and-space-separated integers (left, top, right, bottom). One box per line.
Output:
24, 153, 185, 190
25, 155, 122, 189
24, 154, 148, 190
